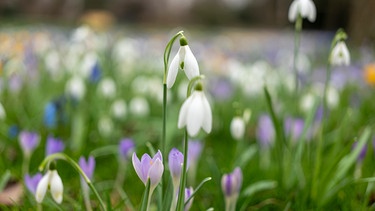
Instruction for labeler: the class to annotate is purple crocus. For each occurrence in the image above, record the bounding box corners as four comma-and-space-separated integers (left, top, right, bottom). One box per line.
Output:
185, 187, 194, 211
284, 117, 304, 142
24, 173, 43, 195
256, 115, 275, 149
119, 138, 135, 161
79, 156, 96, 180
188, 140, 203, 166
169, 148, 184, 182
46, 136, 65, 156
132, 150, 164, 191
221, 167, 243, 211
19, 131, 40, 156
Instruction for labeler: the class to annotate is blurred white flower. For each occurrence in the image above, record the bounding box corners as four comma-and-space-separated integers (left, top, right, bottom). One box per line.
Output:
65, 76, 86, 100
178, 81, 189, 100
35, 170, 63, 204
300, 92, 317, 113
97, 77, 116, 98
167, 37, 199, 88
111, 99, 127, 119
98, 116, 113, 137
330, 41, 350, 66
71, 25, 94, 43
326, 86, 340, 109
129, 97, 150, 117
178, 90, 212, 137
44, 50, 63, 81
80, 52, 98, 78
288, 0, 316, 22
230, 117, 245, 141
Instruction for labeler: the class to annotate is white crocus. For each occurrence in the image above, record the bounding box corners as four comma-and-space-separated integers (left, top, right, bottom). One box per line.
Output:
178, 90, 212, 137
166, 37, 199, 89
330, 41, 350, 66
230, 117, 246, 141
35, 170, 63, 204
288, 0, 316, 22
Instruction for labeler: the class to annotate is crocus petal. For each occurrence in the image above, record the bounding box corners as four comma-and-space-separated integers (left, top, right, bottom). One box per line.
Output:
35, 172, 50, 203
153, 150, 163, 162
186, 93, 205, 137
233, 167, 243, 193
132, 153, 147, 185
288, 1, 298, 22
140, 154, 152, 183
183, 46, 199, 80
178, 95, 194, 129
50, 170, 63, 204
201, 92, 212, 134
148, 158, 164, 189
167, 50, 181, 89
169, 148, 184, 178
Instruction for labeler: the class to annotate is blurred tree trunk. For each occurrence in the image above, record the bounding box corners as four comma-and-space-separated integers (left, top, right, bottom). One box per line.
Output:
348, 0, 375, 45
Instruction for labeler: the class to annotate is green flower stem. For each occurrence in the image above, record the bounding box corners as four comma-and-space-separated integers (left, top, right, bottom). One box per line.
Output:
22, 154, 30, 177
38, 153, 107, 211
81, 181, 92, 211
176, 129, 189, 211
163, 31, 184, 83
293, 14, 302, 93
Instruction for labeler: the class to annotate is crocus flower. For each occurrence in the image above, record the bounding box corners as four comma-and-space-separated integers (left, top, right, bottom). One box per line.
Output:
230, 116, 246, 141
44, 102, 57, 129
36, 169, 64, 204
256, 115, 275, 149
221, 167, 243, 211
169, 148, 184, 188
19, 131, 40, 156
178, 89, 212, 137
24, 173, 43, 195
288, 0, 316, 23
185, 187, 194, 211
284, 118, 304, 142
46, 136, 65, 156
330, 41, 350, 66
167, 36, 199, 89
79, 156, 96, 180
119, 138, 135, 161
132, 150, 164, 191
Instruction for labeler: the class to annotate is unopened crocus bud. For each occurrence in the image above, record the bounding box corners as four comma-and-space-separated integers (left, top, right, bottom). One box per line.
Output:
169, 148, 184, 188
256, 115, 275, 149
230, 116, 246, 141
221, 167, 242, 211
46, 136, 65, 156
19, 131, 40, 157
119, 138, 135, 161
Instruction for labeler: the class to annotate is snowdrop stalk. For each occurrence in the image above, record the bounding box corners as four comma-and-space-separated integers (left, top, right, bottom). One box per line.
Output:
38, 153, 107, 211
311, 29, 348, 200
162, 30, 184, 195
293, 13, 303, 92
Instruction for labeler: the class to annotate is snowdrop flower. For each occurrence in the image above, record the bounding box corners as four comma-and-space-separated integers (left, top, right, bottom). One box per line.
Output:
167, 36, 199, 88
288, 0, 316, 22
111, 99, 127, 119
330, 41, 350, 66
36, 169, 64, 204
230, 116, 246, 141
97, 77, 116, 98
129, 97, 150, 117
65, 76, 86, 100
221, 167, 242, 211
132, 150, 164, 192
178, 86, 212, 137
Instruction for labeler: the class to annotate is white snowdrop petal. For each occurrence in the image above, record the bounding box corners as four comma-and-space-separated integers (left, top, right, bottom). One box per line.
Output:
201, 93, 212, 134
50, 170, 64, 204
186, 93, 205, 136
307, 0, 316, 22
288, 1, 298, 22
183, 46, 200, 80
35, 173, 50, 203
178, 95, 193, 129
167, 50, 181, 89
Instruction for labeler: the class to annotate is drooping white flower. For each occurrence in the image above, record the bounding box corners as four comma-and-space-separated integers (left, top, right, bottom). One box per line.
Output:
330, 41, 350, 66
230, 117, 246, 141
65, 76, 86, 100
167, 37, 200, 89
288, 0, 316, 23
178, 90, 212, 137
35, 170, 63, 204
129, 97, 150, 117
111, 99, 127, 119
97, 77, 116, 98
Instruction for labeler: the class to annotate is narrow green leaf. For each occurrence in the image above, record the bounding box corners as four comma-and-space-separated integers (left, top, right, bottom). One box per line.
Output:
242, 180, 278, 197
185, 177, 212, 206
0, 170, 11, 192
234, 145, 257, 168
140, 179, 151, 211
162, 176, 174, 211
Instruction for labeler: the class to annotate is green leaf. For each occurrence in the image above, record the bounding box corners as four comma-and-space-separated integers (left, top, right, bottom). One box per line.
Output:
0, 170, 11, 192
162, 176, 173, 211
234, 145, 257, 168
242, 180, 278, 198
140, 179, 151, 211
185, 177, 212, 206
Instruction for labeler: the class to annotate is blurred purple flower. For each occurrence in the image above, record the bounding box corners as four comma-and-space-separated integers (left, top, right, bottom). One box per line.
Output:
24, 173, 43, 195
208, 77, 233, 101
221, 167, 242, 198
185, 187, 194, 211
19, 131, 40, 156
352, 141, 367, 163
284, 118, 304, 141
169, 148, 184, 185
188, 140, 203, 166
119, 138, 135, 160
132, 150, 164, 190
256, 115, 275, 148
46, 136, 65, 156
79, 156, 96, 180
